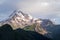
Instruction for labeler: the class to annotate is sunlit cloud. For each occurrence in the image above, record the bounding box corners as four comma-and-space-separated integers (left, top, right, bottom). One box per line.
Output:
40, 2, 49, 6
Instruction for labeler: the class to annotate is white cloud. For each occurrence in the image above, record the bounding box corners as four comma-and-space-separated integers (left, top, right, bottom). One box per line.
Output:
15, 0, 60, 24
0, 0, 60, 24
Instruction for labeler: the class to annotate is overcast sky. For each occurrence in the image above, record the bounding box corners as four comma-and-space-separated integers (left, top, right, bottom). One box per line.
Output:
0, 0, 60, 24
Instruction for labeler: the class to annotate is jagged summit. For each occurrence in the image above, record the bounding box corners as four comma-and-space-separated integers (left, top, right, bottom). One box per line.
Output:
9, 10, 33, 20
0, 9, 34, 29
0, 9, 55, 39
0, 9, 54, 30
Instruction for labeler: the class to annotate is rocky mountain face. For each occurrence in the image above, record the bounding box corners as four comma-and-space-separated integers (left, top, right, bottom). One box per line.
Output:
0, 10, 54, 29
0, 9, 55, 39
0, 10, 34, 29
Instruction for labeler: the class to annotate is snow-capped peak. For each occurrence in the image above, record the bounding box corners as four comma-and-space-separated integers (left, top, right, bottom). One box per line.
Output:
0, 9, 54, 30
0, 9, 55, 39
9, 10, 33, 20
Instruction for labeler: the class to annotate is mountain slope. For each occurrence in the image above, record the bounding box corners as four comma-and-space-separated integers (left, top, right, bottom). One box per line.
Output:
0, 10, 54, 29
0, 24, 51, 40
0, 9, 55, 39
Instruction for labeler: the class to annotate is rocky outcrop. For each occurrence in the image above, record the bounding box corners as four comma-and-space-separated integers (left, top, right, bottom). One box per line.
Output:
0, 10, 54, 30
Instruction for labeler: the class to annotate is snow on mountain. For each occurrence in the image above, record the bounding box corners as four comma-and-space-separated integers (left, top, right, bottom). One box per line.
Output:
0, 9, 54, 29
0, 9, 56, 39
0, 9, 54, 30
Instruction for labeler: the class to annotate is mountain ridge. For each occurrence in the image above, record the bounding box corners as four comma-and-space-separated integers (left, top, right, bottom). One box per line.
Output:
0, 24, 51, 40
0, 9, 54, 36
0, 9, 54, 29
0, 9, 60, 40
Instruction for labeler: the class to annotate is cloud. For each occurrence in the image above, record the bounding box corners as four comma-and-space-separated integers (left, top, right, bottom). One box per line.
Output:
0, 0, 60, 24
0, 0, 6, 4
16, 0, 60, 18
12, 0, 60, 24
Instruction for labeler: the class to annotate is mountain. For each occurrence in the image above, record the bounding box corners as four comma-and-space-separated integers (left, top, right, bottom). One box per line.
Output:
0, 24, 51, 40
0, 9, 54, 29
0, 10, 34, 29
0, 9, 58, 39
23, 24, 60, 40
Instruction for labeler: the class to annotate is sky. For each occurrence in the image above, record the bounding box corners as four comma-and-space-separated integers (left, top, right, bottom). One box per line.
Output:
0, 0, 60, 24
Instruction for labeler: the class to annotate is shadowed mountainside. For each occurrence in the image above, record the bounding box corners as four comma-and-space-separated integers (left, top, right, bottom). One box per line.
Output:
0, 24, 51, 40
23, 24, 60, 40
